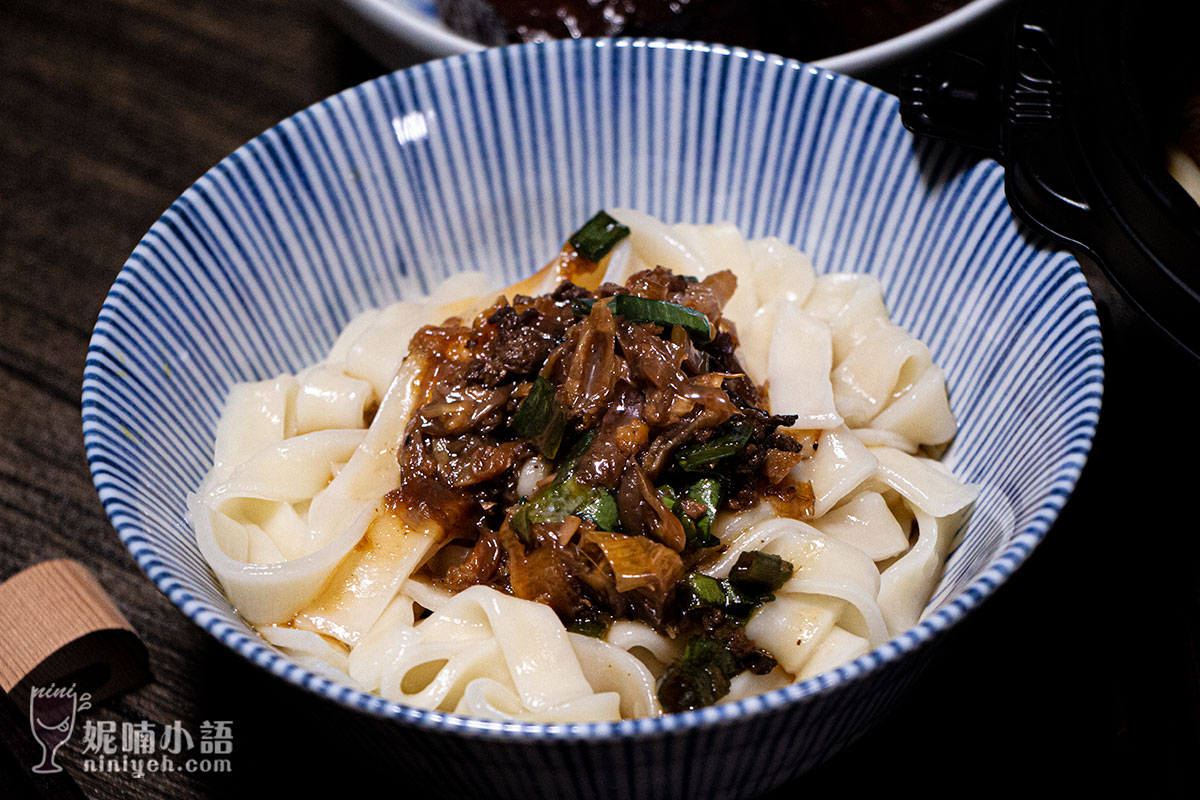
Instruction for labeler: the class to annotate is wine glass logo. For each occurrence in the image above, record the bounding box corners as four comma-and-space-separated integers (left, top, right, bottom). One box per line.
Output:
28, 684, 90, 774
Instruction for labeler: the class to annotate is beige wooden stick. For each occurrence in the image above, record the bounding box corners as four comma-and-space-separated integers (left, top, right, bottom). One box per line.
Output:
0, 559, 149, 709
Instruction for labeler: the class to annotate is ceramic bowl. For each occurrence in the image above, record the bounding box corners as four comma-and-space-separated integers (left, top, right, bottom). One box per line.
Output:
82, 39, 1103, 800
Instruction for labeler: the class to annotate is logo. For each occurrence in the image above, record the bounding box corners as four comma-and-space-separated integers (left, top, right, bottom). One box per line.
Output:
28, 683, 91, 774
27, 682, 234, 778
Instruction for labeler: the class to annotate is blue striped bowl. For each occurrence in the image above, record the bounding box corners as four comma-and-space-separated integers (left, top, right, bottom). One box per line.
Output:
83, 39, 1103, 799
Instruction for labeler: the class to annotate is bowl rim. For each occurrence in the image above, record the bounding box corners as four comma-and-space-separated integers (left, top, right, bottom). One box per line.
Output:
83, 37, 1104, 741
324, 0, 1012, 76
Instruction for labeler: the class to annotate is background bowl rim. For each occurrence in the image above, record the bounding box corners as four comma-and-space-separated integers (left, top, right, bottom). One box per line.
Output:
82, 37, 1105, 741
322, 0, 1012, 76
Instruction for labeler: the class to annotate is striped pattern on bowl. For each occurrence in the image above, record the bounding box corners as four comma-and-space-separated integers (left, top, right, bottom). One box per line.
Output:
82, 38, 1102, 799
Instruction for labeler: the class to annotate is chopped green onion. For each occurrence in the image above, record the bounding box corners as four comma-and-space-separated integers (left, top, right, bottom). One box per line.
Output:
657, 484, 686, 523
607, 294, 713, 342
729, 551, 794, 593
569, 211, 630, 262
657, 660, 731, 713
575, 490, 619, 532
570, 294, 714, 343
678, 570, 776, 618
510, 376, 566, 459
682, 637, 740, 677
719, 581, 771, 618
657, 635, 744, 712
681, 638, 717, 665
509, 480, 588, 545
510, 476, 606, 544
509, 499, 533, 545
659, 485, 706, 550
559, 430, 598, 468
567, 619, 608, 638
685, 478, 721, 547
675, 420, 754, 471
659, 574, 787, 711
682, 573, 726, 609
510, 431, 616, 545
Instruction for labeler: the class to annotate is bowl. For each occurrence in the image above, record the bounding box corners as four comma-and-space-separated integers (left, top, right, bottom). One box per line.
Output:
82, 39, 1103, 799
322, 0, 1015, 78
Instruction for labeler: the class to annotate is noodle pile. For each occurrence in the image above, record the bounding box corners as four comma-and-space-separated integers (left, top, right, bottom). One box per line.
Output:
191, 210, 977, 720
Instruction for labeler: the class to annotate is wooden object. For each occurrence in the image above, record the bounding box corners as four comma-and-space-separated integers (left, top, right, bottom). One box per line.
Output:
0, 560, 149, 710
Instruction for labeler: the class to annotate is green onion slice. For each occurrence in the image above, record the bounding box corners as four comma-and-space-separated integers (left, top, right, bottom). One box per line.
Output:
719, 581, 771, 618
569, 211, 630, 262
567, 619, 608, 638
511, 376, 566, 459
658, 486, 703, 550
575, 491, 618, 532
510, 431, 618, 544
607, 294, 713, 342
656, 659, 730, 712
660, 482, 722, 549
675, 420, 754, 472
682, 573, 726, 608
729, 550, 794, 593
685, 478, 721, 546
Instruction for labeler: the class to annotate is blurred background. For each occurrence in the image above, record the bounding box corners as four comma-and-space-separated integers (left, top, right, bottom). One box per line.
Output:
1, 1, 1197, 797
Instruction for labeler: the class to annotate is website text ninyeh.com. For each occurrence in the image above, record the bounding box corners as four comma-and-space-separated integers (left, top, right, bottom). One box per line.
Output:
82, 754, 233, 779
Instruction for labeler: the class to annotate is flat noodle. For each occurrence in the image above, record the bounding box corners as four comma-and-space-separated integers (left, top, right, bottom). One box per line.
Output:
293, 366, 372, 435
724, 667, 793, 703
703, 517, 889, 646
811, 490, 909, 562
305, 356, 429, 543
196, 212, 979, 720
791, 426, 880, 517
604, 620, 684, 668
877, 508, 955, 634
797, 626, 870, 681
767, 302, 844, 429
745, 594, 844, 674
258, 625, 353, 679
291, 513, 436, 646
210, 375, 297, 482
831, 324, 932, 428
568, 633, 659, 719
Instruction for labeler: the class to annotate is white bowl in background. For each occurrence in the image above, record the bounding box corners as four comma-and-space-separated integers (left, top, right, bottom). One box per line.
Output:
321, 0, 1015, 77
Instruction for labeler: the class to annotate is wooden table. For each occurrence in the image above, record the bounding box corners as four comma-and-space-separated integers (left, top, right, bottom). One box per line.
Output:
1, 1, 1197, 797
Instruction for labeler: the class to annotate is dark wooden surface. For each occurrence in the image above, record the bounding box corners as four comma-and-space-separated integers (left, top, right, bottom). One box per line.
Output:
1, 1, 1197, 797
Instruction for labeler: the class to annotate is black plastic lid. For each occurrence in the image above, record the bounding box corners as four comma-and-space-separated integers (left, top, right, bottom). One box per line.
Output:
901, 0, 1200, 360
